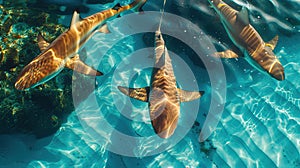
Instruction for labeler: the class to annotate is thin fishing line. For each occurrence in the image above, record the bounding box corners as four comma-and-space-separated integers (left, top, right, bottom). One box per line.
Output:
158, 0, 167, 32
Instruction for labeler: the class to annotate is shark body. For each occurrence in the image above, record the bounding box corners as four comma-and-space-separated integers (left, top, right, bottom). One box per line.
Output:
15, 0, 146, 90
118, 30, 204, 139
208, 0, 285, 80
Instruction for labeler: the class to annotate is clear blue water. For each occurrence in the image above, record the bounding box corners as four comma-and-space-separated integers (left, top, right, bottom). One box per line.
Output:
1, 0, 300, 167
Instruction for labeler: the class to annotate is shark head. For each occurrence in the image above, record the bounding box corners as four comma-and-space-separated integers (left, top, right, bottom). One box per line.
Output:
151, 106, 179, 139
15, 50, 65, 90
149, 87, 180, 139
255, 46, 285, 81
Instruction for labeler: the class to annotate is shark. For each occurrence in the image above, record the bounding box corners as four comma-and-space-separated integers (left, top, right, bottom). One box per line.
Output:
208, 0, 285, 80
118, 27, 204, 138
15, 0, 146, 90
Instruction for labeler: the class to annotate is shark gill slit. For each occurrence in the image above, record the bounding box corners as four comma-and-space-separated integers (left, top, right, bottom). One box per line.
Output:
241, 26, 263, 57
244, 27, 262, 48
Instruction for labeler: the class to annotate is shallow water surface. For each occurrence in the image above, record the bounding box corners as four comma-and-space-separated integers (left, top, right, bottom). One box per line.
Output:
0, 0, 300, 167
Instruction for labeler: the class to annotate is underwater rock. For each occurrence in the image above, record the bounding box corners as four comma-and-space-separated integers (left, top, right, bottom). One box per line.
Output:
0, 3, 74, 138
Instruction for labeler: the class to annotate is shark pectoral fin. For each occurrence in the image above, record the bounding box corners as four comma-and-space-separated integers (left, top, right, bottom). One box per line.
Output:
65, 55, 103, 76
213, 50, 239, 58
98, 24, 111, 34
178, 88, 204, 102
237, 7, 250, 25
37, 33, 50, 52
70, 11, 82, 26
265, 35, 279, 50
118, 86, 150, 102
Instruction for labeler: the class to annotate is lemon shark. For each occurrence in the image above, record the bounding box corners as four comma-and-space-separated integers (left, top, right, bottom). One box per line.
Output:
15, 0, 146, 90
208, 0, 285, 80
118, 28, 204, 138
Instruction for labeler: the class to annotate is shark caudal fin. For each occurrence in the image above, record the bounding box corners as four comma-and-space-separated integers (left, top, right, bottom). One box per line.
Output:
265, 35, 279, 50
177, 88, 204, 102
118, 86, 150, 102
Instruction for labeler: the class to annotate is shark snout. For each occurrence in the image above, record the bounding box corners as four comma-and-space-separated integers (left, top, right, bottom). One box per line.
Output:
252, 46, 285, 81
269, 61, 285, 81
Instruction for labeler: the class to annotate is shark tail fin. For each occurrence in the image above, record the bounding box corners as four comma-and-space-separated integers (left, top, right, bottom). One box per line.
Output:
177, 88, 204, 102
118, 86, 150, 102
265, 35, 279, 50
37, 33, 50, 52
65, 54, 103, 76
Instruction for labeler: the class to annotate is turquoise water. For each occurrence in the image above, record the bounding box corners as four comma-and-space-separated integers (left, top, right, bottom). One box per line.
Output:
1, 0, 300, 167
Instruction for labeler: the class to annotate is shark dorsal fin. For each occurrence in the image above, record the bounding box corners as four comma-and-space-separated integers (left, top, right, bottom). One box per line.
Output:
237, 7, 250, 25
177, 88, 204, 102
37, 33, 50, 52
118, 86, 150, 102
71, 11, 82, 26
65, 54, 102, 76
265, 35, 279, 50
